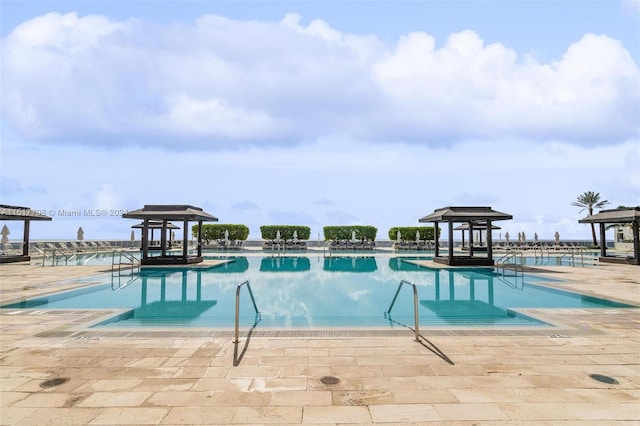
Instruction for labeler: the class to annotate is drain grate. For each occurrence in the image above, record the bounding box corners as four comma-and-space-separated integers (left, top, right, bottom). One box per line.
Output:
589, 374, 619, 385
320, 376, 340, 385
40, 377, 70, 388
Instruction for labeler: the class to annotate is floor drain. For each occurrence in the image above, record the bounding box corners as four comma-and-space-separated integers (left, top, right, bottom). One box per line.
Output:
40, 377, 70, 388
589, 374, 619, 385
320, 376, 340, 385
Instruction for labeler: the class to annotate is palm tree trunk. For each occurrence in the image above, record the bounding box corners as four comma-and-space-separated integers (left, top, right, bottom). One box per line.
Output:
588, 207, 597, 246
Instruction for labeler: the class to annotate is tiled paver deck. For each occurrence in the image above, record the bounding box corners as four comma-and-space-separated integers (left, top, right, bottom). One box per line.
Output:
1, 258, 639, 424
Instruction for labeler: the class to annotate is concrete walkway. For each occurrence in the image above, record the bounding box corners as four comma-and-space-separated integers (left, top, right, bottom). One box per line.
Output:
1, 259, 639, 424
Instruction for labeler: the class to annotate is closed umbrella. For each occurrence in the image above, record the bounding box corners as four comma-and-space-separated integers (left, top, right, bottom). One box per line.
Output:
416, 230, 420, 243
77, 226, 84, 241
292, 230, 299, 243
351, 230, 357, 243
505, 232, 510, 244
224, 229, 229, 243
396, 230, 401, 243
1, 225, 9, 244
275, 230, 281, 244
534, 233, 538, 243
130, 230, 135, 242
521, 232, 526, 243
554, 231, 560, 245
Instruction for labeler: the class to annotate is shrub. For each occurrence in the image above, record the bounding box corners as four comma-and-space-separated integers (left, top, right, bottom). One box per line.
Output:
260, 225, 311, 241
323, 225, 378, 241
388, 226, 439, 241
192, 224, 249, 243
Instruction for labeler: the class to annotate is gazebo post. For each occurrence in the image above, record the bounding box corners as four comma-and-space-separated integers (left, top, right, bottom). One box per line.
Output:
22, 220, 30, 257
461, 229, 465, 249
197, 220, 203, 257
434, 221, 440, 257
142, 219, 149, 261
599, 223, 607, 257
182, 220, 189, 259
468, 222, 474, 257
448, 220, 454, 263
633, 221, 640, 262
487, 220, 493, 260
161, 220, 168, 257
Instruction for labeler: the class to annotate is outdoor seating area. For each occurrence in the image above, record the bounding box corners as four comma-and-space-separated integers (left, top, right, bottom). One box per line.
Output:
263, 240, 308, 251
394, 240, 435, 251
214, 239, 244, 251
328, 239, 375, 252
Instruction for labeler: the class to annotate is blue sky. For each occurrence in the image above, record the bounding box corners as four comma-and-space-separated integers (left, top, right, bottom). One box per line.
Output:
1, 0, 639, 241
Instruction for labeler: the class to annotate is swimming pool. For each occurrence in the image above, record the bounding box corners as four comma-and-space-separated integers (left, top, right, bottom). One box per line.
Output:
4, 255, 633, 329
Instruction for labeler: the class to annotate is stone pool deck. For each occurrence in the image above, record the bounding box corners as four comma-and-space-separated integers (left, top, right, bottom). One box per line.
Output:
1, 260, 639, 425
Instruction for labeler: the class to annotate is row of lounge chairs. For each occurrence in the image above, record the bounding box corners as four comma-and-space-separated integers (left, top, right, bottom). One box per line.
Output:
328, 240, 375, 251
263, 240, 308, 251
30, 241, 124, 254
493, 242, 587, 250
213, 240, 244, 251
394, 240, 436, 251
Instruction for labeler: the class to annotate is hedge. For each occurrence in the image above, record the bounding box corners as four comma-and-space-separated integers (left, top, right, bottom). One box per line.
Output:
388, 226, 439, 241
191, 224, 249, 243
323, 225, 378, 241
260, 225, 311, 241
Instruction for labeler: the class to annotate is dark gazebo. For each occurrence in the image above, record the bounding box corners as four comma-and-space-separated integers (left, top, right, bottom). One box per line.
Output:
0, 205, 52, 264
419, 206, 512, 266
579, 207, 640, 265
123, 205, 218, 265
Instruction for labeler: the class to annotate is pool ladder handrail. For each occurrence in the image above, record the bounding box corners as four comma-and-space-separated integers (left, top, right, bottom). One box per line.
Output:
385, 279, 421, 343
111, 250, 140, 276
495, 250, 524, 277
41, 246, 71, 267
234, 280, 261, 345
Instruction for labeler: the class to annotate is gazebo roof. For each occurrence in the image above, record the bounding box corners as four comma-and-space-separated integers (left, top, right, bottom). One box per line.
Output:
419, 206, 512, 223
123, 205, 218, 222
578, 207, 640, 224
131, 220, 180, 229
0, 204, 52, 221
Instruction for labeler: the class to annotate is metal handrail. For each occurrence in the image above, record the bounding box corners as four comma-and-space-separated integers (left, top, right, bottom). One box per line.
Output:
385, 279, 420, 342
111, 250, 140, 276
495, 250, 523, 277
234, 280, 260, 344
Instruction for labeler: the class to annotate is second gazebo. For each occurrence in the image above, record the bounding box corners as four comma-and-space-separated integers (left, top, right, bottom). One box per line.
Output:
123, 205, 218, 265
419, 206, 512, 266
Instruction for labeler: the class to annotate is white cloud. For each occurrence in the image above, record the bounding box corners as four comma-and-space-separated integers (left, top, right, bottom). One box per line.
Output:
2, 12, 638, 149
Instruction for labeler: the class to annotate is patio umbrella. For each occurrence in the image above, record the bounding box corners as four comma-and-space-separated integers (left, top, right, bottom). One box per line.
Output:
171, 231, 176, 241
130, 230, 135, 242
396, 230, 401, 243
555, 231, 560, 245
224, 229, 229, 243
505, 232, 510, 244
275, 230, 281, 244
292, 230, 298, 243
77, 226, 84, 241
534, 233, 538, 243
351, 230, 357, 243
522, 232, 526, 243
1, 225, 9, 244
415, 230, 420, 243
517, 232, 521, 243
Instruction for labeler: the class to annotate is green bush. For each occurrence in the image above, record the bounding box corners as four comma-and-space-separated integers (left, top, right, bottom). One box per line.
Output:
260, 225, 311, 241
388, 226, 439, 241
323, 225, 378, 241
192, 224, 249, 243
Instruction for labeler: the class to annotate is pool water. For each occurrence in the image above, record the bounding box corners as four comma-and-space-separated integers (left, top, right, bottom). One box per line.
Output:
4, 256, 633, 329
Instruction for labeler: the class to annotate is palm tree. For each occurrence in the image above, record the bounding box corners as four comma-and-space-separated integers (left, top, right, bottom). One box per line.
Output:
572, 191, 610, 246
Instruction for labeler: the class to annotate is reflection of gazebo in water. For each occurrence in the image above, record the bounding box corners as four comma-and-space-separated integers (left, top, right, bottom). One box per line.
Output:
123, 205, 218, 265
131, 220, 180, 249
0, 205, 52, 264
419, 206, 512, 266
454, 222, 501, 251
579, 207, 640, 265
130, 270, 216, 324
420, 270, 513, 324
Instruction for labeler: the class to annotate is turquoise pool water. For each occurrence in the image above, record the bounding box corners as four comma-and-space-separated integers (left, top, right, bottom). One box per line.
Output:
4, 256, 634, 329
